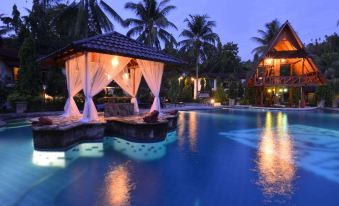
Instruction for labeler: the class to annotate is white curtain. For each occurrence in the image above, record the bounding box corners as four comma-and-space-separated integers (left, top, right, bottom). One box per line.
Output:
81, 52, 131, 122
63, 55, 83, 117
114, 67, 143, 113
136, 59, 164, 112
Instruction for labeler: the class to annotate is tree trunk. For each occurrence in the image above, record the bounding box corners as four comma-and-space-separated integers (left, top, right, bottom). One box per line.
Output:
194, 52, 200, 100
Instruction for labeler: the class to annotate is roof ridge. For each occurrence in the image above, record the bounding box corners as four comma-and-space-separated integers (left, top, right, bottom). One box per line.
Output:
73, 31, 116, 45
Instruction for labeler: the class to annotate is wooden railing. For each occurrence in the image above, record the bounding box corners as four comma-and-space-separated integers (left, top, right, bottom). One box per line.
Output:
253, 72, 324, 87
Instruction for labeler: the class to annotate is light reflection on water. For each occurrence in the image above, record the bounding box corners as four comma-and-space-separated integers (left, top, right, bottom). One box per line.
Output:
104, 163, 135, 206
177, 112, 198, 152
256, 112, 296, 200
188, 112, 198, 152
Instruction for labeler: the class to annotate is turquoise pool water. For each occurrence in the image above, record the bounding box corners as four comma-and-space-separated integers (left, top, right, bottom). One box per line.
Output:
0, 109, 338, 206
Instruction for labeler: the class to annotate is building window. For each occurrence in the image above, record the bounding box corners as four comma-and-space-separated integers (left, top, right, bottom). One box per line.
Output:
280, 64, 291, 76
12, 67, 20, 81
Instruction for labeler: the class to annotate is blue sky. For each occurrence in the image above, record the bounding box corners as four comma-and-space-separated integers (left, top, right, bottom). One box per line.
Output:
1, 0, 338, 60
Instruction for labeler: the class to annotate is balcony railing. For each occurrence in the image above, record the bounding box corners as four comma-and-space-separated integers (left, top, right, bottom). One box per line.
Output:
253, 72, 324, 87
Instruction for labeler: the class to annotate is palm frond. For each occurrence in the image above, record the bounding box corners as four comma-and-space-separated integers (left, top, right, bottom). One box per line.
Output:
100, 0, 124, 25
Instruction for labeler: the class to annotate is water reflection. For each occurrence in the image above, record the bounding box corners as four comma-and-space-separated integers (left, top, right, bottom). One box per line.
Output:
105, 163, 134, 206
32, 143, 104, 168
104, 137, 167, 161
256, 112, 296, 200
177, 112, 198, 152
188, 112, 198, 152
177, 112, 185, 148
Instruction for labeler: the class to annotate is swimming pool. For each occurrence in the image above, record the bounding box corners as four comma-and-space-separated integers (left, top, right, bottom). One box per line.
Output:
0, 109, 338, 206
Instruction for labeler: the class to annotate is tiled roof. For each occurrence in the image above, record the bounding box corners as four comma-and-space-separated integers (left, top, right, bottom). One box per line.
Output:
40, 32, 184, 65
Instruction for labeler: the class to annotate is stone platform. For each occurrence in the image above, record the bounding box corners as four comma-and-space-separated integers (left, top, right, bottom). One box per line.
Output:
31, 114, 178, 150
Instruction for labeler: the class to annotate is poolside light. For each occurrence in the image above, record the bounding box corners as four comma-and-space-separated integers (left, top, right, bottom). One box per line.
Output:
210, 99, 215, 104
111, 56, 119, 67
265, 58, 273, 65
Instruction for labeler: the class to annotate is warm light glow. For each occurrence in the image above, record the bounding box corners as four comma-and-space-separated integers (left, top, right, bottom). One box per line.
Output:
123, 72, 129, 80
177, 112, 185, 149
44, 93, 53, 100
284, 88, 288, 93
281, 59, 287, 63
111, 57, 119, 67
191, 77, 195, 82
279, 88, 283, 93
107, 74, 112, 80
105, 164, 133, 206
210, 99, 215, 104
178, 76, 183, 81
256, 112, 296, 200
91, 53, 97, 62
267, 89, 272, 93
265, 58, 273, 65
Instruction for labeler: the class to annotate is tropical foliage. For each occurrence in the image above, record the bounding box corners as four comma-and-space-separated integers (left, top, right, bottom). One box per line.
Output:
0, 1, 338, 109
125, 0, 177, 49
251, 19, 281, 57
179, 14, 219, 98
55, 0, 124, 39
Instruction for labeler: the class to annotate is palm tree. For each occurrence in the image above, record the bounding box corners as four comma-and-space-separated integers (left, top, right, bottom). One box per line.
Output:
251, 19, 281, 57
0, 14, 12, 45
178, 14, 219, 99
55, 0, 124, 38
124, 0, 177, 49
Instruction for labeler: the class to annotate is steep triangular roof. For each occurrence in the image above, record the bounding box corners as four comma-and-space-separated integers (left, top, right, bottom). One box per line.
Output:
258, 20, 305, 63
247, 21, 326, 86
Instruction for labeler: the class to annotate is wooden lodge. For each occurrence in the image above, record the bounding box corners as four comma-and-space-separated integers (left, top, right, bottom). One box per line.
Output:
247, 21, 326, 107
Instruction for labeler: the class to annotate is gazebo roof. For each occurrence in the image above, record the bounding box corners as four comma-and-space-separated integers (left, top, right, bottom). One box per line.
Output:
39, 31, 184, 65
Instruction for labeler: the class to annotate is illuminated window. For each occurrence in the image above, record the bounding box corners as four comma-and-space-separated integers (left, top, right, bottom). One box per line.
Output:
12, 67, 20, 81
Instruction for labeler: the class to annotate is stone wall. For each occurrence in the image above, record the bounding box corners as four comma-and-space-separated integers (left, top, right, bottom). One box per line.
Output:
104, 103, 134, 117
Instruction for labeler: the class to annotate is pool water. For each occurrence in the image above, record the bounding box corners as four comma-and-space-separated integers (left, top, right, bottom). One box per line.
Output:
0, 109, 339, 206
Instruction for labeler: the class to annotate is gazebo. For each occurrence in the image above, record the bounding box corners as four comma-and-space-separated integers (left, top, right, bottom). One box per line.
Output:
247, 21, 326, 107
40, 31, 183, 122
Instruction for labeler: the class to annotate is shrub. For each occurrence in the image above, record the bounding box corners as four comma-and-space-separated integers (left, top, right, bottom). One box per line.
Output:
167, 78, 180, 103
315, 85, 335, 107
